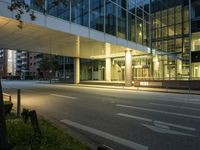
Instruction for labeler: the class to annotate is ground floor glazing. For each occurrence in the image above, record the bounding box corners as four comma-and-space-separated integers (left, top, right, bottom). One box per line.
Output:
79, 53, 200, 82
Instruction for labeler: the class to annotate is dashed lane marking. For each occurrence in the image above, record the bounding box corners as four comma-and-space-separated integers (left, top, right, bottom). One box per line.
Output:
150, 103, 200, 111
60, 119, 149, 150
116, 104, 200, 119
117, 113, 196, 131
50, 94, 77, 99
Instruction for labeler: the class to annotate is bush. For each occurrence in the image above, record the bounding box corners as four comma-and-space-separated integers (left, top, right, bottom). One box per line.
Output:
6, 117, 91, 150
7, 76, 20, 80
3, 101, 13, 114
25, 75, 34, 80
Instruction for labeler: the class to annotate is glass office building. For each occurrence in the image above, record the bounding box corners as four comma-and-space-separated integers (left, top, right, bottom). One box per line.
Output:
29, 0, 200, 82
1, 0, 200, 84
32, 0, 150, 45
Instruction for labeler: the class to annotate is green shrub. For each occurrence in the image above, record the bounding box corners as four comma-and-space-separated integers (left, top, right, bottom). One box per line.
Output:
6, 117, 91, 150
3, 101, 13, 114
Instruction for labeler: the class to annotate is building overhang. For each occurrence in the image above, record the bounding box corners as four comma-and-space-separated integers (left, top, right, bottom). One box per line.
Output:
0, 0, 150, 59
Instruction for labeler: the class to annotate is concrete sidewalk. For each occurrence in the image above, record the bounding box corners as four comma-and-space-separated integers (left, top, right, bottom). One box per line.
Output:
49, 82, 200, 95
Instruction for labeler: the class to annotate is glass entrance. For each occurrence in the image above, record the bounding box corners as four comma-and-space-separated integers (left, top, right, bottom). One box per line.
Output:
111, 58, 125, 81
80, 59, 105, 81
133, 68, 150, 80
132, 56, 152, 80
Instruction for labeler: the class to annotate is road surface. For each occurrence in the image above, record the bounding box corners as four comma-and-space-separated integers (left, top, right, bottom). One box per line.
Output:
2, 81, 200, 150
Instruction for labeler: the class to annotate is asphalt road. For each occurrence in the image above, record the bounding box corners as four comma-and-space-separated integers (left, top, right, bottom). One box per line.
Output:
2, 81, 200, 150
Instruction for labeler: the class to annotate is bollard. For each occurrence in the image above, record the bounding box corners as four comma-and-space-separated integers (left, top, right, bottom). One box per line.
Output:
9, 95, 11, 102
17, 89, 21, 117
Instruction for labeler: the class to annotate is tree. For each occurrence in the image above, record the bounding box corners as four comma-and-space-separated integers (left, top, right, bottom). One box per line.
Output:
0, 79, 9, 150
8, 0, 71, 28
38, 56, 59, 83
2, 0, 67, 148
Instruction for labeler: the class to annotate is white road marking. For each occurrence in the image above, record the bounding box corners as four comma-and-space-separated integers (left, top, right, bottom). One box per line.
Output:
116, 104, 200, 119
50, 94, 77, 99
154, 121, 195, 131
60, 119, 149, 150
150, 103, 200, 111
154, 123, 170, 129
142, 123, 194, 137
153, 99, 200, 105
173, 97, 200, 102
117, 113, 152, 122
117, 113, 195, 131
102, 144, 114, 150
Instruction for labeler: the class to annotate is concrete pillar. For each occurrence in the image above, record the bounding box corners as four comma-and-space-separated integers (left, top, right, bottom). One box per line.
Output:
125, 50, 132, 86
105, 43, 111, 82
105, 58, 111, 81
74, 36, 80, 84
74, 57, 80, 84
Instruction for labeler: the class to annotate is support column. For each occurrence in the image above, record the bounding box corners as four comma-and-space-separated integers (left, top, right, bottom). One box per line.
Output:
125, 50, 132, 86
105, 43, 111, 82
74, 57, 80, 84
105, 58, 111, 81
74, 36, 80, 84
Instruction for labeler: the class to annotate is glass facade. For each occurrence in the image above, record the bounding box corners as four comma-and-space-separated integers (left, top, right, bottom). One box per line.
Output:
30, 0, 151, 47
80, 59, 105, 80
151, 0, 190, 80
71, 0, 89, 26
90, 0, 104, 31
29, 0, 200, 81
47, 0, 70, 21
191, 0, 200, 80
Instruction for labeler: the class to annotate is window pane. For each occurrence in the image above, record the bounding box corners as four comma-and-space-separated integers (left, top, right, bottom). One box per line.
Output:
143, 22, 149, 46
105, 0, 117, 35
168, 8, 175, 25
90, 0, 104, 31
31, 0, 45, 12
162, 10, 167, 27
168, 25, 175, 37
71, 0, 89, 27
47, 0, 70, 21
136, 18, 143, 44
176, 23, 182, 35
175, 6, 182, 24
117, 7, 127, 39
128, 13, 135, 42
117, 0, 126, 9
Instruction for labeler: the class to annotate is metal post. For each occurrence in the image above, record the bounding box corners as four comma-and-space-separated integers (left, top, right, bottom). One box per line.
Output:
9, 95, 11, 102
63, 57, 66, 81
17, 89, 21, 117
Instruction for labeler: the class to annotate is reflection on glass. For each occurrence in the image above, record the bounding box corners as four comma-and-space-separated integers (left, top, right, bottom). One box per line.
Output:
47, 0, 70, 20
128, 13, 135, 42
137, 18, 143, 44
71, 0, 89, 27
80, 59, 105, 81
31, 0, 45, 12
117, 6, 127, 39
111, 58, 125, 81
105, 0, 117, 35
90, 0, 104, 31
